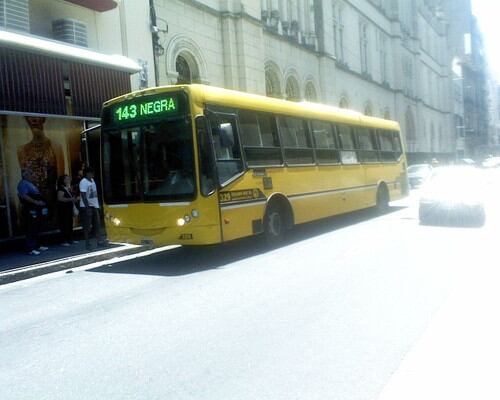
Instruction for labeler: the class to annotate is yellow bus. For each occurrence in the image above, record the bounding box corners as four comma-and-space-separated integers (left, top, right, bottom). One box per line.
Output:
100, 84, 408, 246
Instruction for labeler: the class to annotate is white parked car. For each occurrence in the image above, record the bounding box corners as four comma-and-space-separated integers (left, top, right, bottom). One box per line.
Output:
419, 167, 486, 227
407, 164, 433, 188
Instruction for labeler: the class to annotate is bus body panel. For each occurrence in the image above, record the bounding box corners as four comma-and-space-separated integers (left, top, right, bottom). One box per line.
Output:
220, 203, 266, 241
217, 159, 407, 243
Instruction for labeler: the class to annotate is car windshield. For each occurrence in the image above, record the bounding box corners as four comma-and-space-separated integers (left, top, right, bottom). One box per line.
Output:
102, 118, 195, 203
408, 164, 431, 174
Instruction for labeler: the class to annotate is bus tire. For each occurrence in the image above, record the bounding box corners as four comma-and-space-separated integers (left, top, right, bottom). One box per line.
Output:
376, 184, 390, 214
263, 204, 287, 246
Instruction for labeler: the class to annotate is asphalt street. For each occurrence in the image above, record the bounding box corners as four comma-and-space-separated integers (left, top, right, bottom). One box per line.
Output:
0, 188, 498, 400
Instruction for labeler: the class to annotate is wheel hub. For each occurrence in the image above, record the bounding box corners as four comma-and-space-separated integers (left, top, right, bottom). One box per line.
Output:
268, 212, 282, 236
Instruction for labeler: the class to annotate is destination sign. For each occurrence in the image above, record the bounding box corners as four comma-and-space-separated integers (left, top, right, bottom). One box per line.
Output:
114, 96, 178, 122
102, 92, 187, 127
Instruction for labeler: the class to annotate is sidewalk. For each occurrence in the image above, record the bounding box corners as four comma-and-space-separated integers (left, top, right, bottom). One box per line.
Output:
0, 238, 146, 285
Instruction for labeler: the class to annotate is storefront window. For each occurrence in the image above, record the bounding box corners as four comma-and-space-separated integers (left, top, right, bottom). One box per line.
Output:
1, 115, 86, 236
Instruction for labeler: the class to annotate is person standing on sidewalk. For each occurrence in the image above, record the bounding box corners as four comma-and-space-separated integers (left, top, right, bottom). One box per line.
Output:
56, 174, 78, 247
17, 168, 49, 255
79, 167, 105, 250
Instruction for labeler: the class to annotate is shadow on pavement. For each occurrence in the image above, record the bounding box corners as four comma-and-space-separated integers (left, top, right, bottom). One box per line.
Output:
0, 234, 120, 273
88, 206, 405, 278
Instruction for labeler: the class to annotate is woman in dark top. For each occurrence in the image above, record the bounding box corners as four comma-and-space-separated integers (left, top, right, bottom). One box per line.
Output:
57, 174, 77, 246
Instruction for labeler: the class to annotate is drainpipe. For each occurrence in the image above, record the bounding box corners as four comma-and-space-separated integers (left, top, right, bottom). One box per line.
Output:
150, 0, 160, 87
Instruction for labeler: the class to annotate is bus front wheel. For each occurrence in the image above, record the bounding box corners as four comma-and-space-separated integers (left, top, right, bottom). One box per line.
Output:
264, 206, 286, 245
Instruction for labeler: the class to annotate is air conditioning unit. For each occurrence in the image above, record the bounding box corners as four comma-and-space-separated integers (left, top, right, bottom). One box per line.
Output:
52, 18, 88, 47
0, 0, 30, 32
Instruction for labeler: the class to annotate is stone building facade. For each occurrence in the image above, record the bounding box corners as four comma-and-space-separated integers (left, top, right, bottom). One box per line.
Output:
1, 0, 464, 160
16, 0, 458, 162
140, 0, 456, 163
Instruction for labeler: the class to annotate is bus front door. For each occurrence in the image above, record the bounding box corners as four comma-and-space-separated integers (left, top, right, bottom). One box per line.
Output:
195, 115, 224, 243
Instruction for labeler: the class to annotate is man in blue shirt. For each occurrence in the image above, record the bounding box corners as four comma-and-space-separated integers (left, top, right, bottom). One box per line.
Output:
17, 168, 48, 255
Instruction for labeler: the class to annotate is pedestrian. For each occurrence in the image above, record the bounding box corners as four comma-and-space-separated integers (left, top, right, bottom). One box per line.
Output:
17, 168, 49, 255
56, 174, 78, 246
79, 166, 105, 250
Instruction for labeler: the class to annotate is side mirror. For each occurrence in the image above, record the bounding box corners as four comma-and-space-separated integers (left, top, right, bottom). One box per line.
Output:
219, 122, 234, 147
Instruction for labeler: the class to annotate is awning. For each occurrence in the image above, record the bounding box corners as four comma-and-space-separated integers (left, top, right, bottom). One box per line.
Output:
0, 30, 141, 73
0, 31, 140, 117
63, 0, 117, 12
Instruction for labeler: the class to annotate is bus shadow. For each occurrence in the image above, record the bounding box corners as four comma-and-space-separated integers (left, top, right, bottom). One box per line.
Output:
88, 205, 405, 278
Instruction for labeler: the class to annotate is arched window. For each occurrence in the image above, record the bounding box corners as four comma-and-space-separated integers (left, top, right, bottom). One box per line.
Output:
339, 97, 349, 108
304, 82, 317, 102
265, 62, 282, 98
285, 76, 300, 101
175, 53, 200, 84
430, 122, 436, 152
166, 35, 208, 85
176, 55, 191, 84
405, 106, 416, 141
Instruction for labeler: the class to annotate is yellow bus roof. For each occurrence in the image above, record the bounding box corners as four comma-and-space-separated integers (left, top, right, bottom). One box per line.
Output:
103, 84, 400, 131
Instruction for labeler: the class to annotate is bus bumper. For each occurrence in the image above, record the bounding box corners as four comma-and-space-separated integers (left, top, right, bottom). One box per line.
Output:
105, 224, 221, 246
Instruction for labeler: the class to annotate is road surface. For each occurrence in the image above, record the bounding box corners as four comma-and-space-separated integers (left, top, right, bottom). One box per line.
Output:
1, 189, 498, 400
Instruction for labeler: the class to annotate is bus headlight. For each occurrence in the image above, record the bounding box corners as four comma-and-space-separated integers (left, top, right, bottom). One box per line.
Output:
111, 217, 121, 226
191, 209, 199, 218
177, 215, 192, 226
177, 218, 186, 226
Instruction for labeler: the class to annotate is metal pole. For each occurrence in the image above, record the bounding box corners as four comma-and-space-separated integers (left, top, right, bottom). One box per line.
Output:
0, 120, 14, 237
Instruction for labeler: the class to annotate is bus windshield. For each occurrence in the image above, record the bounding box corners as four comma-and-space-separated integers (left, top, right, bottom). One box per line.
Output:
102, 118, 195, 203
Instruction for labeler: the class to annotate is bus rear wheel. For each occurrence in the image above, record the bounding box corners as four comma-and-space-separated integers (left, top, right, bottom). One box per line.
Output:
264, 206, 286, 245
376, 185, 390, 214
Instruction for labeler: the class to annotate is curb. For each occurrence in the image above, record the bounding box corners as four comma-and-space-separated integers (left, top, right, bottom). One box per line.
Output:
0, 244, 147, 285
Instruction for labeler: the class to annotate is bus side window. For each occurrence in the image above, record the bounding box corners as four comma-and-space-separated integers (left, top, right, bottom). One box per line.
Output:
196, 116, 216, 196
357, 128, 379, 163
208, 114, 244, 185
378, 130, 396, 162
337, 124, 358, 164
311, 120, 340, 164
392, 132, 403, 159
239, 110, 261, 146
278, 116, 314, 165
239, 110, 282, 166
